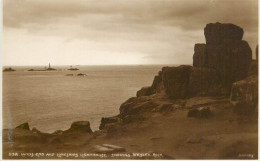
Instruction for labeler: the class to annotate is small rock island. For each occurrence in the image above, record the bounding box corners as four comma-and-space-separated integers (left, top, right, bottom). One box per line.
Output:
3, 67, 16, 72
28, 63, 56, 71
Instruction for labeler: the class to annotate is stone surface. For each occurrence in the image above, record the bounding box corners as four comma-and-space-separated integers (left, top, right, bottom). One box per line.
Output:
162, 65, 192, 99
204, 22, 243, 45
15, 122, 30, 131
230, 75, 258, 115
68, 121, 92, 133
99, 116, 121, 130
193, 44, 206, 67
189, 67, 222, 96
136, 86, 152, 97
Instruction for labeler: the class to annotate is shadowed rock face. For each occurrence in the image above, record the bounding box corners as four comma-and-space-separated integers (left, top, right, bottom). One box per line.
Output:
204, 22, 243, 45
15, 122, 30, 131
162, 65, 192, 99
215, 40, 252, 92
68, 121, 92, 133
189, 67, 222, 96
230, 75, 258, 115
193, 44, 206, 67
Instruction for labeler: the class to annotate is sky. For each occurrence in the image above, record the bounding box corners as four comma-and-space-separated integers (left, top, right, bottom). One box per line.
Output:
2, 0, 258, 66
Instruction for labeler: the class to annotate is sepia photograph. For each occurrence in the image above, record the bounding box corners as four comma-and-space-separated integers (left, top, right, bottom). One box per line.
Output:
1, 0, 259, 159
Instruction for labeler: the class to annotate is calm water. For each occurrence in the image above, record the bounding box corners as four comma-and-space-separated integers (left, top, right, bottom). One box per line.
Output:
3, 65, 166, 133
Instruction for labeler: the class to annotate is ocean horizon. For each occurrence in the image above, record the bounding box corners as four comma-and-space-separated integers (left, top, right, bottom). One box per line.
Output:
3, 65, 173, 132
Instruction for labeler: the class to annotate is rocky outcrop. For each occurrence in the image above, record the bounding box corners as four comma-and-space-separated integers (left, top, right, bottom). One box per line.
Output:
189, 67, 222, 96
230, 75, 258, 115
193, 44, 206, 67
139, 23, 252, 99
162, 65, 192, 99
136, 71, 163, 97
15, 122, 30, 130
136, 86, 152, 97
204, 22, 243, 45
67, 121, 92, 133
99, 116, 121, 130
204, 23, 251, 93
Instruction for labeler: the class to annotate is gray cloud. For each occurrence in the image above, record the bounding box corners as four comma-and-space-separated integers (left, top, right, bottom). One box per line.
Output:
3, 0, 258, 65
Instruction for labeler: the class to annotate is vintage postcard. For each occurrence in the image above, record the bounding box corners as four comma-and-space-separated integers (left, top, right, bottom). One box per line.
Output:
1, 0, 258, 159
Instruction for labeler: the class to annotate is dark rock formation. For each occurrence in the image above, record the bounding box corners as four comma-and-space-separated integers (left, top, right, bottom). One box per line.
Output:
99, 116, 121, 130
162, 65, 192, 99
193, 44, 206, 67
67, 121, 92, 133
136, 86, 152, 97
214, 40, 252, 92
15, 122, 30, 131
136, 71, 163, 97
230, 75, 258, 115
3, 67, 16, 72
204, 22, 243, 45
189, 67, 222, 96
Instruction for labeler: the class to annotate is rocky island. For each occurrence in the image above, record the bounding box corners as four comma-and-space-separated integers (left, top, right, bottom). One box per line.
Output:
3, 67, 16, 72
3, 23, 258, 159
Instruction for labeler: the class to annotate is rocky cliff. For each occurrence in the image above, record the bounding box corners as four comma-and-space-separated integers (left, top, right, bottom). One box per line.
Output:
3, 23, 258, 159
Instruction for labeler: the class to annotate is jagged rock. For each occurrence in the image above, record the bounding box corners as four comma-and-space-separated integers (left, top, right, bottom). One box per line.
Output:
136, 86, 152, 97
193, 44, 206, 67
136, 71, 163, 97
162, 65, 192, 99
68, 121, 92, 133
230, 75, 258, 115
119, 97, 156, 117
52, 130, 63, 135
122, 114, 145, 124
215, 40, 252, 92
99, 116, 121, 130
189, 67, 222, 96
202, 23, 252, 94
15, 122, 30, 131
150, 71, 163, 93
204, 22, 243, 45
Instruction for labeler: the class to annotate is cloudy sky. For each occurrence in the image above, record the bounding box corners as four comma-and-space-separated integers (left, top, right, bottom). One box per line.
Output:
2, 0, 258, 66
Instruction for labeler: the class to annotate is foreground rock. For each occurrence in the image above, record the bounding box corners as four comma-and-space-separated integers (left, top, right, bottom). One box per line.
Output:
67, 121, 93, 133
230, 75, 258, 115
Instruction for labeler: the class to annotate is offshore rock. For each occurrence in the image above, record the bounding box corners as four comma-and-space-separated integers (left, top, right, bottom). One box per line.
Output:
230, 75, 258, 115
162, 65, 192, 99
193, 44, 206, 67
15, 122, 30, 131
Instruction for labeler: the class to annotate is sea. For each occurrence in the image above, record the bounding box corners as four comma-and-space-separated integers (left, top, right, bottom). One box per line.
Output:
2, 65, 168, 133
